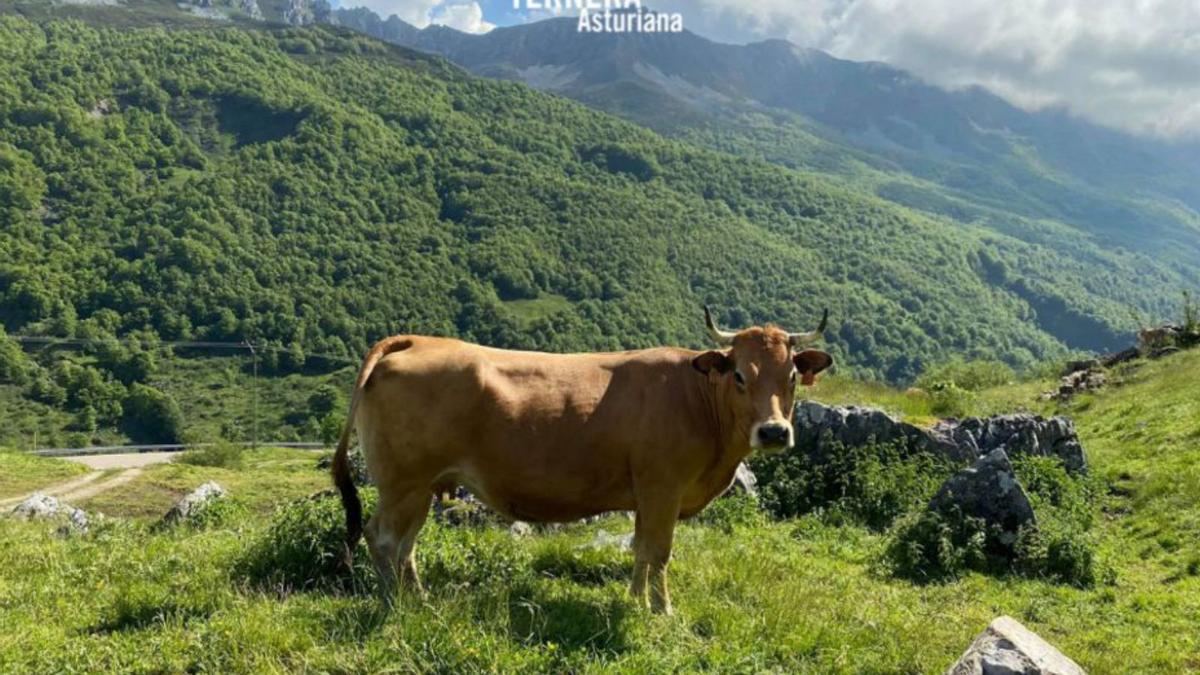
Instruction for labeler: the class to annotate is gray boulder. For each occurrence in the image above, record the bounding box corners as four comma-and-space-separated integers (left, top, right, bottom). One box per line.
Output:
726, 462, 758, 497
946, 615, 1086, 675
929, 449, 1035, 547
793, 401, 972, 463
161, 482, 227, 525
11, 493, 66, 519
937, 415, 1087, 474
11, 493, 90, 535
793, 402, 1087, 474
578, 529, 634, 551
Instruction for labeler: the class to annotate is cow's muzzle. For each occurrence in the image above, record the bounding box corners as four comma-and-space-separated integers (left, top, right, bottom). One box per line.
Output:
753, 422, 793, 451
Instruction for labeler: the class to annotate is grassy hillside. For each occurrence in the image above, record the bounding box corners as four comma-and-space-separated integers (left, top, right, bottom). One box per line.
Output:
0, 449, 89, 499
1, 349, 1197, 672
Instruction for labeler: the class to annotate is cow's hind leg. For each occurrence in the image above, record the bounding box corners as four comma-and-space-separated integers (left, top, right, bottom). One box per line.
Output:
366, 487, 432, 602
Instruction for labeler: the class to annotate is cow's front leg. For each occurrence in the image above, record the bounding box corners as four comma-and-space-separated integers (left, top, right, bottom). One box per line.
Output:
631, 491, 681, 615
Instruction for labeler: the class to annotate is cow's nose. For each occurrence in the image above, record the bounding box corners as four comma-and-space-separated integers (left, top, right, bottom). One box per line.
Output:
757, 423, 791, 446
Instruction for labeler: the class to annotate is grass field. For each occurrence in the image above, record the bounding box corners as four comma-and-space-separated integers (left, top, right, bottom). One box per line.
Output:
1, 351, 1198, 672
0, 450, 90, 500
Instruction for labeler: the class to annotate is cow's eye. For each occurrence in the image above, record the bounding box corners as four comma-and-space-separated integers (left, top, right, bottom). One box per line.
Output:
734, 371, 746, 389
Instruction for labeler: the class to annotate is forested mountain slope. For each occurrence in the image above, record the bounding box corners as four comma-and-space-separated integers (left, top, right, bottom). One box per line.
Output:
0, 13, 1173, 414
336, 13, 1200, 305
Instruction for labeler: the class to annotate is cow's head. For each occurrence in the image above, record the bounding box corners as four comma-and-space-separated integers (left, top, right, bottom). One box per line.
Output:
692, 306, 833, 453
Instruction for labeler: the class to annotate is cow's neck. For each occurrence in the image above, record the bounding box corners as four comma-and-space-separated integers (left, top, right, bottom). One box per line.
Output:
693, 372, 754, 477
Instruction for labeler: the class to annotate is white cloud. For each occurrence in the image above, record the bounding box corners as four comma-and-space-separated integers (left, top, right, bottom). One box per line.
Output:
338, 0, 439, 26
432, 1, 495, 33
336, 0, 493, 32
651, 0, 1200, 139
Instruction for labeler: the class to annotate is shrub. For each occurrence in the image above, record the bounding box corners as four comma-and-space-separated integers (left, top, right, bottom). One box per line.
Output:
916, 358, 1015, 392
122, 383, 184, 444
885, 455, 1104, 586
885, 507, 990, 581
751, 437, 955, 530
926, 382, 977, 418
692, 491, 764, 533
178, 441, 245, 469
236, 489, 379, 593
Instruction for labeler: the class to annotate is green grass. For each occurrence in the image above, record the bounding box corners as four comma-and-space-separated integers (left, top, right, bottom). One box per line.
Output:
73, 447, 329, 519
503, 293, 574, 324
0, 450, 89, 500
2, 351, 1199, 672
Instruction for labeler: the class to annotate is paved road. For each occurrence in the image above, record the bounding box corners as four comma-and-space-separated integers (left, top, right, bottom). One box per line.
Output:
64, 452, 178, 470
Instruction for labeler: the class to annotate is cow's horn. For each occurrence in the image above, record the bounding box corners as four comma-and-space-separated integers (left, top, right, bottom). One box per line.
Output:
703, 305, 737, 346
788, 308, 829, 347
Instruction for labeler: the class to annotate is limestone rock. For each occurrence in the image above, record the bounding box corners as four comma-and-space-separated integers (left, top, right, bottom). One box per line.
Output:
929, 449, 1035, 547
937, 415, 1087, 474
161, 481, 226, 525
579, 529, 634, 551
946, 615, 1086, 675
10, 492, 66, 519
11, 493, 90, 535
792, 401, 972, 463
727, 462, 758, 496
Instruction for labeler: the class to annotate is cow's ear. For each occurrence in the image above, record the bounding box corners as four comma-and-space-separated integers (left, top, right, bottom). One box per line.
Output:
793, 349, 833, 385
692, 350, 733, 375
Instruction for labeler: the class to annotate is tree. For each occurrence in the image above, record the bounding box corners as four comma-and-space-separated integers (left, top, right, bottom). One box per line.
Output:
123, 384, 185, 444
0, 327, 29, 384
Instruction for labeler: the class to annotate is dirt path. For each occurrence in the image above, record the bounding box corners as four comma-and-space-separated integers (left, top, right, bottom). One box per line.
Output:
2, 452, 173, 509
57, 468, 145, 503
0, 471, 104, 508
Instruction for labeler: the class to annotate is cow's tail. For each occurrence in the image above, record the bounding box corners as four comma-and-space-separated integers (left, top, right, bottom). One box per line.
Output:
333, 336, 413, 567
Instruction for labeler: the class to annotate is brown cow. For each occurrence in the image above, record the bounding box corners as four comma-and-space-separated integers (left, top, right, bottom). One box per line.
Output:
331, 307, 832, 613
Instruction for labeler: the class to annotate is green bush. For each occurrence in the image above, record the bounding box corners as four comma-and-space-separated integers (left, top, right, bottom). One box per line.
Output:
751, 437, 955, 530
178, 441, 245, 469
122, 384, 184, 444
927, 382, 977, 418
916, 358, 1016, 392
885, 455, 1104, 586
236, 490, 379, 593
885, 507, 990, 581
692, 491, 764, 533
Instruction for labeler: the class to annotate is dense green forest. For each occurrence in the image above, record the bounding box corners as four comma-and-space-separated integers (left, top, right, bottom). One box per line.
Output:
0, 15, 1177, 444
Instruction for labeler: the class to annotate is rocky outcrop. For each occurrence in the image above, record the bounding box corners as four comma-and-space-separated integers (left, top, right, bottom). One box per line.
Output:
240, 0, 263, 21
728, 463, 758, 496
9, 493, 90, 535
793, 401, 972, 462
1043, 367, 1106, 402
794, 401, 1087, 475
929, 449, 1035, 547
946, 615, 1086, 675
161, 482, 226, 525
283, 0, 313, 25
934, 415, 1087, 475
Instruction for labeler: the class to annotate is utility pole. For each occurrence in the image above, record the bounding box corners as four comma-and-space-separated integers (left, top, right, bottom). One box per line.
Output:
245, 340, 258, 452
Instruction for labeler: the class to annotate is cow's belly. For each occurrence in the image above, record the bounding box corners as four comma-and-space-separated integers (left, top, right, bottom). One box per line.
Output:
445, 463, 637, 523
